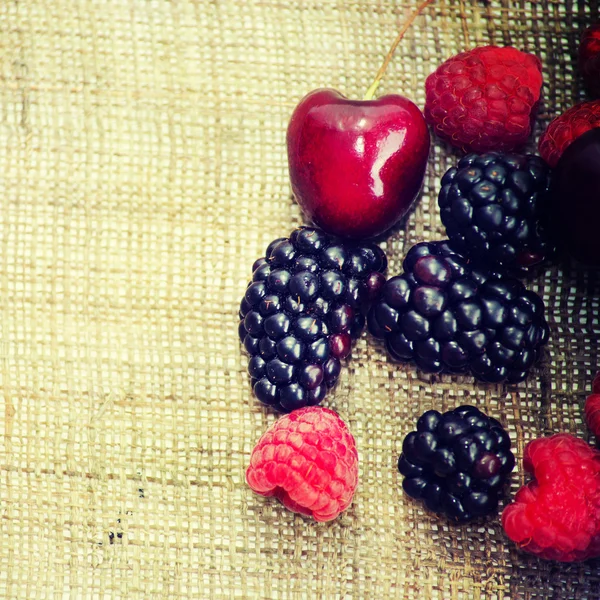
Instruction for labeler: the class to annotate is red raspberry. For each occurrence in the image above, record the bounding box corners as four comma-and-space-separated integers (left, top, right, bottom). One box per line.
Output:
538, 100, 600, 167
245, 407, 359, 522
502, 434, 600, 562
424, 46, 543, 153
584, 371, 600, 437
580, 24, 600, 98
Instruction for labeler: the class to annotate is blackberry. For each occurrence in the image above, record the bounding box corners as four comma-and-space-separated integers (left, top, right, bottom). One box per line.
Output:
368, 241, 549, 384
438, 152, 556, 276
399, 405, 515, 523
239, 226, 387, 412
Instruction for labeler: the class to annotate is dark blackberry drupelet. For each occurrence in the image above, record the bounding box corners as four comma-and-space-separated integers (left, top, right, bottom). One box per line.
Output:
438, 152, 556, 276
368, 241, 549, 383
399, 405, 515, 523
239, 226, 387, 412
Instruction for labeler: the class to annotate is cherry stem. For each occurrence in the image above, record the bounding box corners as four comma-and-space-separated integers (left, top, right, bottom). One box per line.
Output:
363, 0, 436, 101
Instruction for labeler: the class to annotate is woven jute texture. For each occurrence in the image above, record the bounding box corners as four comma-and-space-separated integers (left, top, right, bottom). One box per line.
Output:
1, 0, 600, 598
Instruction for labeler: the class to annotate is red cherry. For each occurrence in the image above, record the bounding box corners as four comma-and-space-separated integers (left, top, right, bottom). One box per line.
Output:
287, 89, 429, 239
285, 0, 435, 240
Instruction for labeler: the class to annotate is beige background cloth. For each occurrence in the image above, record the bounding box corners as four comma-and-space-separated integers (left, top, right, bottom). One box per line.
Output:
1, 0, 599, 598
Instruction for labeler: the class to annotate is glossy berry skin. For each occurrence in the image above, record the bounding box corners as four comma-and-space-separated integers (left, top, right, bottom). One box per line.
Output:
239, 226, 387, 412
368, 241, 550, 383
580, 24, 600, 98
539, 100, 600, 167
547, 128, 600, 266
246, 407, 359, 522
287, 88, 430, 239
398, 405, 515, 523
438, 152, 556, 276
502, 434, 600, 562
425, 46, 543, 153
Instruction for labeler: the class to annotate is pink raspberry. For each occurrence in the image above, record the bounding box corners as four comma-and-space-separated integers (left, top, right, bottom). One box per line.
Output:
246, 407, 359, 522
502, 434, 600, 562
425, 46, 543, 153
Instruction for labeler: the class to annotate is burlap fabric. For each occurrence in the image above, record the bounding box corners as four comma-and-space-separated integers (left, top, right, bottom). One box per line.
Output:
1, 1, 599, 598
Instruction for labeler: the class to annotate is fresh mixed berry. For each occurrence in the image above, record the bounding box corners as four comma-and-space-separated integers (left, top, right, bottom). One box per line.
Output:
246, 406, 359, 521
239, 226, 387, 412
399, 405, 515, 523
502, 433, 600, 562
367, 241, 549, 383
438, 152, 555, 276
425, 46, 543, 153
539, 99, 600, 167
